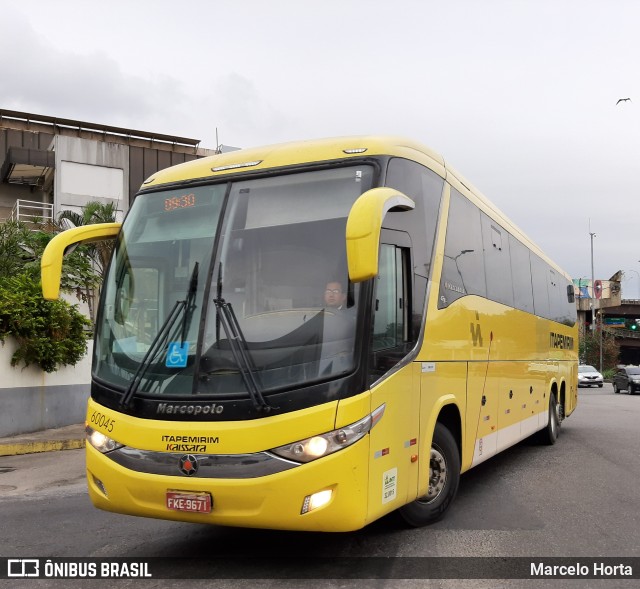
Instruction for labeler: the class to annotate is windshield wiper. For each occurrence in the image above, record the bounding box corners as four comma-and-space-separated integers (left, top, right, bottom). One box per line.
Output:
214, 298, 273, 413
180, 262, 199, 343
120, 263, 199, 410
213, 265, 273, 413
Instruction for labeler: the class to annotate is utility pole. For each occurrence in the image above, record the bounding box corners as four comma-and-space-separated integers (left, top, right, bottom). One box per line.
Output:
589, 225, 596, 331
589, 223, 603, 372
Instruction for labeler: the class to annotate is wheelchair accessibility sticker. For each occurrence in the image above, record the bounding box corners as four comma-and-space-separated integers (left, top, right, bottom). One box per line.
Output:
166, 341, 189, 368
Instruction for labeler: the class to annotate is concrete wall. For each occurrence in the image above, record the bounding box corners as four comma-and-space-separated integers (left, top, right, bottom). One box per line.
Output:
54, 135, 128, 218
0, 338, 92, 437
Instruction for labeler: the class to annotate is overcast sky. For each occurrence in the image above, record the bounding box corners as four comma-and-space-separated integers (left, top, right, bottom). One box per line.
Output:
2, 0, 640, 296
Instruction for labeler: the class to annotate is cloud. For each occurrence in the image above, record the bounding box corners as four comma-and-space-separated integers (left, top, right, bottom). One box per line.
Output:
0, 9, 187, 136
202, 73, 291, 148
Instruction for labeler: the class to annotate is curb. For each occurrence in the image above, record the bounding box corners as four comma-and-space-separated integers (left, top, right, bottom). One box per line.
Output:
0, 423, 86, 457
0, 438, 85, 457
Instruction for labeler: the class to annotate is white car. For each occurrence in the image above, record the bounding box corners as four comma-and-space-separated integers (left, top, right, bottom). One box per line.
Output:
578, 364, 604, 388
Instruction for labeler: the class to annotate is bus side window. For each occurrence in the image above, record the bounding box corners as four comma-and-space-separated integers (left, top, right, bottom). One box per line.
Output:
371, 243, 411, 379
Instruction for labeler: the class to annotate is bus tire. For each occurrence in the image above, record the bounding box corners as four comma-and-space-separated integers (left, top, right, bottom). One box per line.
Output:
537, 392, 560, 445
398, 423, 460, 527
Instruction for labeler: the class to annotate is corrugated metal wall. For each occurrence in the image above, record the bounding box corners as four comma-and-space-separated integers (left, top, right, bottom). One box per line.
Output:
0, 128, 55, 158
129, 146, 199, 202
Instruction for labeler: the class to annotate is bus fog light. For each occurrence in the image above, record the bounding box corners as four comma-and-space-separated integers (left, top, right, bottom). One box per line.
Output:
301, 489, 333, 514
92, 475, 108, 497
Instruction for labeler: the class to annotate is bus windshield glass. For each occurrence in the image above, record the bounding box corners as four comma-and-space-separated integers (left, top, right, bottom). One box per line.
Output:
198, 165, 373, 396
93, 165, 374, 403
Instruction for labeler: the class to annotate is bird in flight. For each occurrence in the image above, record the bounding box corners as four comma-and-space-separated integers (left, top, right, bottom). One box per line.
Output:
616, 98, 632, 105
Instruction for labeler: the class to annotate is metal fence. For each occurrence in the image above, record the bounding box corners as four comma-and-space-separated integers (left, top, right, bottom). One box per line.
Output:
8, 199, 54, 225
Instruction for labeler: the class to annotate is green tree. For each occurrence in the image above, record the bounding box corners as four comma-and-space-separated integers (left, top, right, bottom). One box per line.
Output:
57, 201, 118, 278
579, 328, 619, 372
0, 220, 35, 277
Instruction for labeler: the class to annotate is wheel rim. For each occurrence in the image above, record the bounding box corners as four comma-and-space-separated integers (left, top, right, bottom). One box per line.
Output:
418, 445, 448, 504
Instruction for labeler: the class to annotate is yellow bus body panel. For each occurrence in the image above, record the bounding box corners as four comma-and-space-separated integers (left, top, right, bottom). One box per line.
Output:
365, 365, 419, 521
417, 362, 467, 477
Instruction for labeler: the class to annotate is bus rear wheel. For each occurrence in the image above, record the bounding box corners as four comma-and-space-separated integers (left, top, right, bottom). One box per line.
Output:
398, 423, 460, 527
537, 393, 560, 445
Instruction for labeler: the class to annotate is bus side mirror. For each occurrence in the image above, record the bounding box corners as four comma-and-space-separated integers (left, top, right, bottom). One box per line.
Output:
41, 222, 122, 300
345, 188, 415, 283
567, 284, 575, 303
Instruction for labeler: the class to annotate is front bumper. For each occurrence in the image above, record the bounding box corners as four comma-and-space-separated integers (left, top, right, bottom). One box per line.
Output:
578, 377, 603, 387
86, 434, 370, 532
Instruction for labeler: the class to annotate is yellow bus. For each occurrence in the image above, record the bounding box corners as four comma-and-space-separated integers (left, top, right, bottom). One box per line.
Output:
41, 136, 578, 532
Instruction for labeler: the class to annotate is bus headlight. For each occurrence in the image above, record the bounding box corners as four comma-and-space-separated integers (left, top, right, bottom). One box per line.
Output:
86, 425, 124, 453
271, 404, 385, 463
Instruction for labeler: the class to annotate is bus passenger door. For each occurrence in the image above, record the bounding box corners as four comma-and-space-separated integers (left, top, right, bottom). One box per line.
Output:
367, 239, 420, 521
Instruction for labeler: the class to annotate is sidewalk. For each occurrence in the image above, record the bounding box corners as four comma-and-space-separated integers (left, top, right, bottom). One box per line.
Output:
0, 423, 85, 456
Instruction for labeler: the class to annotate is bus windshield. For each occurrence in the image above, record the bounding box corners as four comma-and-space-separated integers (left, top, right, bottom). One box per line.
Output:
93, 165, 374, 406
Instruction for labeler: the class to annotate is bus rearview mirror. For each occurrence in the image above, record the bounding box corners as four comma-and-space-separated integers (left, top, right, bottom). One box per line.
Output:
345, 188, 415, 283
41, 222, 122, 300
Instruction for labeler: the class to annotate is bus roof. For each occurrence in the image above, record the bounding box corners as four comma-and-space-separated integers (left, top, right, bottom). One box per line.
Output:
140, 135, 569, 280
141, 135, 446, 186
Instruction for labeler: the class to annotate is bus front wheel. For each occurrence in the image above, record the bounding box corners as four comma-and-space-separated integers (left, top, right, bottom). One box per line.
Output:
398, 423, 460, 527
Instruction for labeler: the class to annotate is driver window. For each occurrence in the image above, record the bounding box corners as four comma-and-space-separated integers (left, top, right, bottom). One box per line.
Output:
371, 243, 410, 380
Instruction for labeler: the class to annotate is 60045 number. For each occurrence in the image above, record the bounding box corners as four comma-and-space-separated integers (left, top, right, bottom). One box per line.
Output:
90, 411, 115, 433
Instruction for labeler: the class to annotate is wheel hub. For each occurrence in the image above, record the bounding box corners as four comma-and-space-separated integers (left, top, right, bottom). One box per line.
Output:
419, 446, 447, 504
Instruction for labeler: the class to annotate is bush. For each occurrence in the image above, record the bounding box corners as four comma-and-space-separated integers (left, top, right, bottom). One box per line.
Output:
0, 273, 91, 372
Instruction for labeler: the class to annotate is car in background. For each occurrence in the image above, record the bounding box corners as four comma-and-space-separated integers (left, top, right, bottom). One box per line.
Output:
578, 364, 604, 388
613, 366, 640, 394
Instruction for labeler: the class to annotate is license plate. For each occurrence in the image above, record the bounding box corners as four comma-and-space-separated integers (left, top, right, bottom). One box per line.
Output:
166, 490, 212, 513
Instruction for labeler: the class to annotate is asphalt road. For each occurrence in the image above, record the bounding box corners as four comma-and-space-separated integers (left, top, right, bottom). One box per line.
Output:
1, 383, 639, 588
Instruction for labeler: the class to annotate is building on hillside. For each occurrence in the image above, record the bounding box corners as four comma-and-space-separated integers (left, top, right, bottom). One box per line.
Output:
574, 272, 622, 333
574, 272, 640, 365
